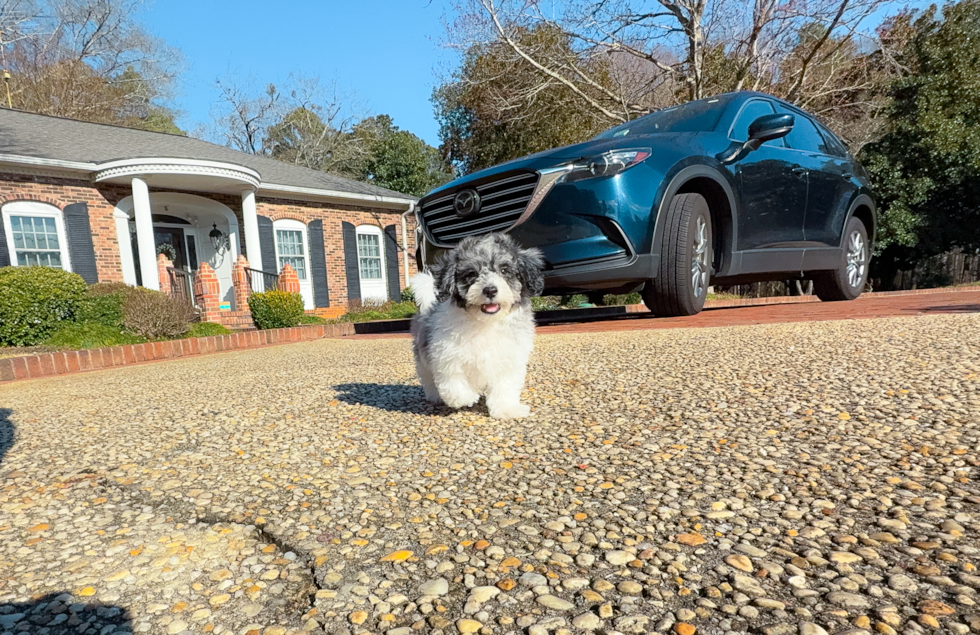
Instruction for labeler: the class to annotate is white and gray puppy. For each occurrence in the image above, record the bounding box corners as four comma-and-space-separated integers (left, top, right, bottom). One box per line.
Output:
410, 233, 544, 419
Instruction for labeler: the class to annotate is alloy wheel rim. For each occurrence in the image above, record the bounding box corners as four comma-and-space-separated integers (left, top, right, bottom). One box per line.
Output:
846, 230, 867, 288
691, 216, 709, 298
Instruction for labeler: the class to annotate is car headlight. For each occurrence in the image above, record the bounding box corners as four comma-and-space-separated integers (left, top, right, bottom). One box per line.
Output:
566, 148, 651, 182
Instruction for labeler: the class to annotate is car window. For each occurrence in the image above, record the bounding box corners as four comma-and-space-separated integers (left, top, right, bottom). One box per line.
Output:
777, 105, 830, 154
817, 123, 850, 158
593, 96, 731, 139
729, 99, 783, 147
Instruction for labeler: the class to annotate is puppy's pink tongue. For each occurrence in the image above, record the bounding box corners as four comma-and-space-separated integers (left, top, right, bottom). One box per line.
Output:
481, 303, 500, 314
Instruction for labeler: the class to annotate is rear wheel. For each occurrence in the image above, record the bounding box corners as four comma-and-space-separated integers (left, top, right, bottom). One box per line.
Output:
642, 193, 712, 316
813, 216, 869, 301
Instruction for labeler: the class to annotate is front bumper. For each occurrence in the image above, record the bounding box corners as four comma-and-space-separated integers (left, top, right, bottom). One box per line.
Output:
417, 161, 666, 294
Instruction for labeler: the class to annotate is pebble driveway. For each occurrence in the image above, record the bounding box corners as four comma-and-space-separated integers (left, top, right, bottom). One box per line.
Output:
1, 311, 978, 635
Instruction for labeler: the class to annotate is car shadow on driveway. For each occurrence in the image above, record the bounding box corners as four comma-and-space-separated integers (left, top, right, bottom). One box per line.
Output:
912, 304, 980, 314
332, 383, 463, 415
0, 594, 131, 633
1, 408, 12, 468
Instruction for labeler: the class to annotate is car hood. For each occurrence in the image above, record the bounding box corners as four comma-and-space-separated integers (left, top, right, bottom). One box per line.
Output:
425, 133, 705, 199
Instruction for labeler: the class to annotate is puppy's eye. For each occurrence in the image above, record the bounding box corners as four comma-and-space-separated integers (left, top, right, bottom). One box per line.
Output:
499, 264, 513, 275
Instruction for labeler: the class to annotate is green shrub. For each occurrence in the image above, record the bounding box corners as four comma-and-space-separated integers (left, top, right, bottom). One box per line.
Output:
0, 266, 88, 346
602, 292, 642, 306
335, 299, 416, 323
530, 296, 561, 311
297, 313, 327, 325
122, 288, 195, 339
77, 295, 121, 329
400, 286, 416, 303
75, 282, 139, 328
86, 282, 132, 297
183, 322, 230, 338
43, 322, 145, 350
248, 290, 305, 329
561, 294, 589, 308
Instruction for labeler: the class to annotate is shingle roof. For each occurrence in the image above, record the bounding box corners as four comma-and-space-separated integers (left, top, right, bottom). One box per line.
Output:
0, 108, 415, 201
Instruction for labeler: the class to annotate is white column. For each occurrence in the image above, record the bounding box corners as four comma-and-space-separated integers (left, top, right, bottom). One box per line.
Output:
113, 209, 137, 286
241, 189, 263, 272
131, 176, 159, 290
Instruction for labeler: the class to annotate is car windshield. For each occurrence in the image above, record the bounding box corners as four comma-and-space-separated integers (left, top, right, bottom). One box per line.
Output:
593, 96, 731, 139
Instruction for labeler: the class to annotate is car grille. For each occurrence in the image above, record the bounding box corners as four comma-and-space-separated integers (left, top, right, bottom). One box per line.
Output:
419, 171, 539, 246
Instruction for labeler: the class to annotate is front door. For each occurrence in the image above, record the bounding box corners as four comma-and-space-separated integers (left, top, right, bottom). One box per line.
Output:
730, 98, 809, 251
356, 226, 388, 303
154, 227, 188, 269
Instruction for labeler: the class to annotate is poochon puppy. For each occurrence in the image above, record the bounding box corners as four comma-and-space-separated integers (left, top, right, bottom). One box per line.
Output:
410, 233, 544, 419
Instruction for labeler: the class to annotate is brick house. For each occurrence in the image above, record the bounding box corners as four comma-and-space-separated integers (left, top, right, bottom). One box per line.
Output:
0, 108, 419, 324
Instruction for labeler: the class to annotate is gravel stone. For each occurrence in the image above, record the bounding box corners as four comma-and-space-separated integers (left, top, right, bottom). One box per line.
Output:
419, 579, 449, 597
571, 612, 602, 630
1, 315, 978, 635
536, 595, 575, 611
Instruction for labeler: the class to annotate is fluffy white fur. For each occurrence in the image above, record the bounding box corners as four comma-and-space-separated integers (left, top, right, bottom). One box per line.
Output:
410, 233, 543, 420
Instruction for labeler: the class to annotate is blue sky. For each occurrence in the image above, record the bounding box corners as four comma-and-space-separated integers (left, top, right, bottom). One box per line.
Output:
138, 0, 928, 148
138, 0, 458, 146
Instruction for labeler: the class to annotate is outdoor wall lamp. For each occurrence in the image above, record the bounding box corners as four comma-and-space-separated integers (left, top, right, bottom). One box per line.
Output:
209, 223, 226, 252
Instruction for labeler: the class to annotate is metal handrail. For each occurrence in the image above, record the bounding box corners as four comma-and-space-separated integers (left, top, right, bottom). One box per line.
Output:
244, 267, 279, 294
166, 266, 195, 307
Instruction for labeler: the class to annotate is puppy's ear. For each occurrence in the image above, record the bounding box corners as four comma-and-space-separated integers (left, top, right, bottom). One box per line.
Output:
516, 246, 545, 298
428, 250, 457, 302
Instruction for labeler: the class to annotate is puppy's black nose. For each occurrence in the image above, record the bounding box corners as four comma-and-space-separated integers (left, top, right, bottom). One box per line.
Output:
483, 285, 497, 299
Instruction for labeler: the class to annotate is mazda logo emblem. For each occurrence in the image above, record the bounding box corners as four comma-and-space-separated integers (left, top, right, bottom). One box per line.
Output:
453, 189, 481, 217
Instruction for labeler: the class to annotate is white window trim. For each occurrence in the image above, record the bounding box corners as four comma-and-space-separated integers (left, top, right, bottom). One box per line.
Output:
355, 224, 387, 287
273, 218, 309, 280
2, 201, 72, 271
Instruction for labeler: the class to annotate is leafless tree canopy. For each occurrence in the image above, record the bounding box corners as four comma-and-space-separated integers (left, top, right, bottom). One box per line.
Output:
0, 0, 181, 127
445, 0, 901, 145
210, 75, 374, 176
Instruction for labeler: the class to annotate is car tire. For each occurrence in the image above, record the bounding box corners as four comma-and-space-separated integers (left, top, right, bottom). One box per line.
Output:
813, 216, 870, 302
642, 193, 712, 316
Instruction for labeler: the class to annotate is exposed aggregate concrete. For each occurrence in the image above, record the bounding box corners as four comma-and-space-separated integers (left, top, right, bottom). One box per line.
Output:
0, 313, 978, 635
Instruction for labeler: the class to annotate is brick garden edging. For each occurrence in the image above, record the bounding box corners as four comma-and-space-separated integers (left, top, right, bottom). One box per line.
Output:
0, 322, 354, 383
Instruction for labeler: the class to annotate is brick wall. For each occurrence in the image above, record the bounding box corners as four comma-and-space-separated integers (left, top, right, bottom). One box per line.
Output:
254, 196, 418, 311
0, 173, 127, 282
0, 172, 418, 316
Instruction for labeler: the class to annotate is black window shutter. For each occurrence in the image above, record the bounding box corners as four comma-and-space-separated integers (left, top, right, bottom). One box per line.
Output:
383, 224, 401, 301
63, 203, 98, 284
257, 215, 277, 274
307, 220, 330, 308
342, 222, 361, 302
0, 209, 8, 267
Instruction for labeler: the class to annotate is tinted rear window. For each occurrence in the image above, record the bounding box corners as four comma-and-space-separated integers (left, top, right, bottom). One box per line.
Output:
594, 96, 731, 139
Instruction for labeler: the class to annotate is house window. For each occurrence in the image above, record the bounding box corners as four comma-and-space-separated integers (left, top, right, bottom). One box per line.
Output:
357, 232, 383, 280
2, 201, 71, 270
274, 220, 308, 280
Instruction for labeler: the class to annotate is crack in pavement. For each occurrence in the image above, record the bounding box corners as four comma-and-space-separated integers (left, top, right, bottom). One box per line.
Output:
89, 468, 327, 631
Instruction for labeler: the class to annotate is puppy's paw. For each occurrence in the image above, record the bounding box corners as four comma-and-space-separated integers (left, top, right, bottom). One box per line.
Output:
424, 391, 443, 404
441, 386, 481, 409
489, 403, 531, 420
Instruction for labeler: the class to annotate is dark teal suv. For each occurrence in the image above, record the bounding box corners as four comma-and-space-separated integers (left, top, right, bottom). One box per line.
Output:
416, 91, 876, 316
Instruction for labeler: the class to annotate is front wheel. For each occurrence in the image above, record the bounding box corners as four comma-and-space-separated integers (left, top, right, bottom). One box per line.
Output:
813, 216, 870, 301
642, 193, 712, 316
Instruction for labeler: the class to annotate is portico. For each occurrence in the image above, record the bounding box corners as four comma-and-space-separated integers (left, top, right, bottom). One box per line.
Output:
95, 158, 264, 299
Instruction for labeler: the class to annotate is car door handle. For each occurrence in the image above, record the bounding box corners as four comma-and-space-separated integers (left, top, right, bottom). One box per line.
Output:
792, 167, 808, 176
841, 172, 853, 179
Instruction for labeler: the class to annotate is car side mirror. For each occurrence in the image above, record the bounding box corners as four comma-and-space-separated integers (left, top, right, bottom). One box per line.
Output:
716, 113, 796, 164
748, 113, 794, 143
